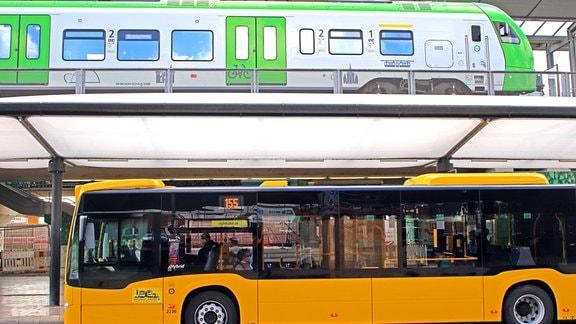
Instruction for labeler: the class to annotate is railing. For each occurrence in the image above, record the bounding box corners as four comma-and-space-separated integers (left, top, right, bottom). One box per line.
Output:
0, 68, 574, 97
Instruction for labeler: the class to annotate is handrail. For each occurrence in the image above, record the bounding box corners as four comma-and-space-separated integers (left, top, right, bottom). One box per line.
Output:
0, 67, 573, 97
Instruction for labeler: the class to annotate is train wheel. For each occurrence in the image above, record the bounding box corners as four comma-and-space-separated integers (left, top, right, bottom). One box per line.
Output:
432, 82, 459, 95
185, 291, 238, 324
360, 81, 400, 94
503, 285, 554, 324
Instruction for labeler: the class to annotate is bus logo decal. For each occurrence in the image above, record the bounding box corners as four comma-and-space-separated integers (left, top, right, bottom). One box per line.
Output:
132, 288, 162, 303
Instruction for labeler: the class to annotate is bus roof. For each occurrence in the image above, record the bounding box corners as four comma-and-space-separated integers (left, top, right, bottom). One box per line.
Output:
74, 179, 165, 201
404, 173, 549, 186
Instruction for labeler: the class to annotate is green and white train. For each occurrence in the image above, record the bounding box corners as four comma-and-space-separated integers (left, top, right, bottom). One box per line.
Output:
0, 0, 535, 94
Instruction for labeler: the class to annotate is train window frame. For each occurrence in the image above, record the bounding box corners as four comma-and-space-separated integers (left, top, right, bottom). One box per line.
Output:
328, 29, 363, 55
0, 24, 12, 59
62, 29, 106, 61
26, 24, 41, 60
494, 22, 520, 45
299, 29, 315, 55
117, 29, 160, 62
171, 30, 214, 61
380, 30, 414, 56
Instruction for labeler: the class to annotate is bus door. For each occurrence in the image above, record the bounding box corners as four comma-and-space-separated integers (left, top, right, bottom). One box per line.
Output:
0, 15, 50, 84
372, 198, 484, 323
225, 17, 287, 85
467, 23, 488, 71
80, 215, 164, 324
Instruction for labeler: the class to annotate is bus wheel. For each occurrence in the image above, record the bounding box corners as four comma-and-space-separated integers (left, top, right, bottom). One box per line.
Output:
185, 291, 238, 324
503, 285, 554, 324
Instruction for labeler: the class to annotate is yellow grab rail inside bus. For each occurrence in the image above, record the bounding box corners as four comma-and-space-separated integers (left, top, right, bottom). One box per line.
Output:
404, 173, 549, 186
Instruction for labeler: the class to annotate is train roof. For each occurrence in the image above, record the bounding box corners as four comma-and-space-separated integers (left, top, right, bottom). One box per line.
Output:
0, 0, 501, 15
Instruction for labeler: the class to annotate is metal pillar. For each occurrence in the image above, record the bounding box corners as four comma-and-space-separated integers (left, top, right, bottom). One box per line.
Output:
568, 23, 576, 96
48, 157, 65, 306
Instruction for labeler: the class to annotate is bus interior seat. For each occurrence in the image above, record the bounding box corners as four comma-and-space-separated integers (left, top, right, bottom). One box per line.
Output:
510, 246, 536, 266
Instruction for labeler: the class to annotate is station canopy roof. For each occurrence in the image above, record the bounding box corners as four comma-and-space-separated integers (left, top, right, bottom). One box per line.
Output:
1, 92, 576, 181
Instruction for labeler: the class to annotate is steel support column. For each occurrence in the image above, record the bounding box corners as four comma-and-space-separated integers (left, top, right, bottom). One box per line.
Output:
48, 157, 65, 306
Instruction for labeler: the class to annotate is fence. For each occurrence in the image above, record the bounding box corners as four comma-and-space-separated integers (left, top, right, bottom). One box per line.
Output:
0, 68, 574, 97
0, 224, 50, 273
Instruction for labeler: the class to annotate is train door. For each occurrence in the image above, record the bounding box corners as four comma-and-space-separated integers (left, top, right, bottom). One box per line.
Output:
0, 15, 50, 84
467, 23, 488, 71
225, 17, 287, 85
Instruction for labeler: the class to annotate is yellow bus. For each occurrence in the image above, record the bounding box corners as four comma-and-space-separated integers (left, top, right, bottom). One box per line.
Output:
64, 173, 576, 324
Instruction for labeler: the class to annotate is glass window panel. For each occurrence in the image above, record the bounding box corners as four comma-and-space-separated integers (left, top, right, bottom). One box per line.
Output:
329, 39, 362, 54
380, 30, 413, 56
0, 24, 11, 59
26, 24, 40, 59
471, 25, 481, 42
494, 22, 520, 45
263, 26, 277, 60
235, 26, 249, 60
381, 31, 412, 39
118, 30, 159, 61
63, 29, 105, 61
401, 189, 481, 269
330, 30, 362, 38
172, 30, 213, 61
329, 29, 363, 54
299, 29, 314, 55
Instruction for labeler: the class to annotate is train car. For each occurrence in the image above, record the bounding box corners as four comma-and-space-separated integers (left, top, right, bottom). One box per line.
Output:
0, 0, 535, 94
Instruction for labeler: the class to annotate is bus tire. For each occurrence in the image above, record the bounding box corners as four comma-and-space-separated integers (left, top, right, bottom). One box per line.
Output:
503, 285, 554, 324
185, 291, 238, 324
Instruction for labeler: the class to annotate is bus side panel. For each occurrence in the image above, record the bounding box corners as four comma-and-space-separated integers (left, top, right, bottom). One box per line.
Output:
373, 277, 484, 323
63, 285, 81, 324
258, 278, 372, 323
483, 269, 576, 322
163, 274, 259, 324
80, 278, 163, 324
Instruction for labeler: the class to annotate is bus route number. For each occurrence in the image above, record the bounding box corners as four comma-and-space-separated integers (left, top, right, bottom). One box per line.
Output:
220, 196, 243, 209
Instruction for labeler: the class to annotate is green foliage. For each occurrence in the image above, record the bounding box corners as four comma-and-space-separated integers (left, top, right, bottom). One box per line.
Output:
544, 171, 576, 184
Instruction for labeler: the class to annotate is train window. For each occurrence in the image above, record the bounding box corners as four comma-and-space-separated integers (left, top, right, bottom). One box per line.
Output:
118, 30, 159, 61
0, 25, 11, 59
263, 26, 277, 60
494, 22, 520, 44
380, 30, 413, 56
63, 30, 105, 61
471, 25, 482, 42
26, 25, 40, 60
299, 29, 314, 55
328, 29, 363, 55
172, 30, 213, 61
235, 26, 249, 60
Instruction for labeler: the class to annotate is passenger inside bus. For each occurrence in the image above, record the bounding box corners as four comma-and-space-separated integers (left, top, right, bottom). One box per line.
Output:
234, 249, 253, 271
198, 232, 218, 264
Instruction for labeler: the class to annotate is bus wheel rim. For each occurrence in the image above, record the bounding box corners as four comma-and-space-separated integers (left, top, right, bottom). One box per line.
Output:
513, 293, 545, 324
195, 301, 227, 324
